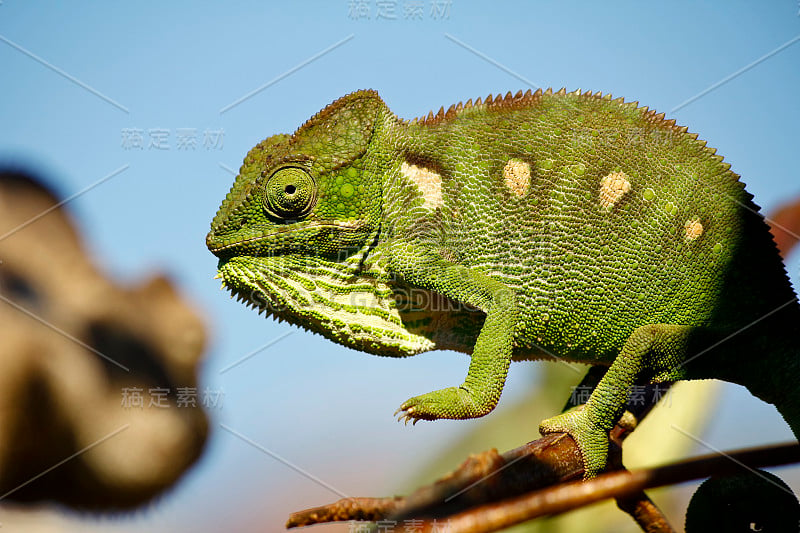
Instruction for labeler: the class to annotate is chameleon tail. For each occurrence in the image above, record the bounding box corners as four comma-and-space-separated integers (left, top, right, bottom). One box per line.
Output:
685, 469, 800, 532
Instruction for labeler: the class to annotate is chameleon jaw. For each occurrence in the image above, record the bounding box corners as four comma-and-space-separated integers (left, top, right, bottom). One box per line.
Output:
216, 255, 439, 358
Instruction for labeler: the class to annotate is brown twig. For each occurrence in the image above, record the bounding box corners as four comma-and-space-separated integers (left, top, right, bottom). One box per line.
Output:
286, 497, 405, 527
616, 492, 676, 533
287, 431, 580, 529
288, 384, 676, 531
288, 429, 800, 531
607, 427, 675, 533
388, 442, 800, 533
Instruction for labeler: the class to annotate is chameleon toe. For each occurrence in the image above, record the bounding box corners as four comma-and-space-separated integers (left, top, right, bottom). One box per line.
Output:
539, 406, 610, 479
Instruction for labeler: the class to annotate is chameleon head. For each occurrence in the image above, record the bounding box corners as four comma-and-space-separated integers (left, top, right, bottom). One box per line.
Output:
206, 90, 390, 262
204, 90, 438, 354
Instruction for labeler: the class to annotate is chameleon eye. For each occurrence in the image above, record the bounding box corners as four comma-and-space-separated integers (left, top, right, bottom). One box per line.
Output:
263, 167, 317, 219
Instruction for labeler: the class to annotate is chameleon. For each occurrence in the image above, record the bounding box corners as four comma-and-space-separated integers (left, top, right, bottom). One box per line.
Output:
206, 88, 800, 478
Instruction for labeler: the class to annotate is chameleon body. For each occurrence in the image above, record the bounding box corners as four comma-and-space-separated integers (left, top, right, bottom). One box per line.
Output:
206, 89, 800, 477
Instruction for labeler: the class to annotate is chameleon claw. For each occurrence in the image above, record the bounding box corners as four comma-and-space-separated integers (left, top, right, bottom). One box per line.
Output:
395, 404, 418, 425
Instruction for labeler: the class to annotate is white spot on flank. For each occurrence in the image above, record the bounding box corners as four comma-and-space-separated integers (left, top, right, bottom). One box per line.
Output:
401, 161, 442, 209
684, 218, 704, 241
599, 171, 631, 210
503, 159, 530, 196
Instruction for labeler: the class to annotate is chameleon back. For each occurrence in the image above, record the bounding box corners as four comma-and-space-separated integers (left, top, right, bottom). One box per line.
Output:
381, 89, 798, 364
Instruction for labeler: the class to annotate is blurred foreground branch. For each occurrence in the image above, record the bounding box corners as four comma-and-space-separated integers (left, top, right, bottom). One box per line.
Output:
0, 168, 208, 509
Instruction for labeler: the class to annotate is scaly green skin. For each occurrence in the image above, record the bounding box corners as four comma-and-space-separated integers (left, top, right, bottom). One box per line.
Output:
206, 89, 800, 478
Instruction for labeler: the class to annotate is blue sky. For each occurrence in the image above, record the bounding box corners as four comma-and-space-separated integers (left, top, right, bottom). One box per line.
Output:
1, 1, 799, 531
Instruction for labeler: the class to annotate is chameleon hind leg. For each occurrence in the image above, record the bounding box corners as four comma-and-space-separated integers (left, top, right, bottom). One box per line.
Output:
565, 365, 642, 432
539, 324, 696, 478
562, 365, 607, 411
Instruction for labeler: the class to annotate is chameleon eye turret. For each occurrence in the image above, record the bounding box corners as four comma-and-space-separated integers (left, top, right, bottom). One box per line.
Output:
263, 166, 317, 219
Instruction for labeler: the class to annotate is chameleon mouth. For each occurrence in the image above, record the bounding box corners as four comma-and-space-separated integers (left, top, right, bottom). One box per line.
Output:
206, 227, 298, 258
206, 220, 368, 257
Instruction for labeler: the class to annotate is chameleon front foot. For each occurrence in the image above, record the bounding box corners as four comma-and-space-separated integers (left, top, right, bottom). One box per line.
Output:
396, 386, 493, 423
539, 406, 610, 479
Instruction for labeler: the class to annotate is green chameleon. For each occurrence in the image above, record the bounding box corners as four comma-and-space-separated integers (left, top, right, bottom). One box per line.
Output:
206, 89, 800, 478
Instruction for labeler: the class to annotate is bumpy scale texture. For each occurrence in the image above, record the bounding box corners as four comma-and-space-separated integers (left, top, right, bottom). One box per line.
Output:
207, 89, 800, 477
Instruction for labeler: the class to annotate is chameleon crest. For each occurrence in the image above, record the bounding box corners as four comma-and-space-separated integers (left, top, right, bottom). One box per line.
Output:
208, 89, 800, 477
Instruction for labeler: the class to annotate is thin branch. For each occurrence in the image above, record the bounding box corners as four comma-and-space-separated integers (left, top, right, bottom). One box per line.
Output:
392, 442, 800, 533
288, 384, 676, 530
616, 492, 676, 533
286, 497, 404, 527
287, 438, 800, 532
